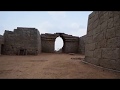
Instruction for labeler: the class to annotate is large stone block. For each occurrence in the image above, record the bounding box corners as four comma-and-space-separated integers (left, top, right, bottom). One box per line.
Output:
87, 29, 93, 37
94, 25, 101, 35
107, 18, 114, 29
93, 19, 99, 29
95, 39, 107, 49
106, 27, 116, 39
98, 11, 104, 18
108, 11, 114, 18
88, 17, 94, 25
114, 11, 120, 16
103, 12, 109, 21
101, 21, 107, 31
41, 40, 55, 53
99, 14, 105, 24
93, 12, 99, 21
64, 41, 78, 53
85, 43, 95, 51
115, 26, 120, 37
85, 36, 93, 44
99, 58, 120, 70
85, 56, 99, 65
84, 56, 91, 63
85, 50, 93, 57
93, 49, 102, 58
87, 23, 93, 32
107, 37, 120, 48
93, 31, 105, 42
113, 14, 120, 27
102, 48, 120, 59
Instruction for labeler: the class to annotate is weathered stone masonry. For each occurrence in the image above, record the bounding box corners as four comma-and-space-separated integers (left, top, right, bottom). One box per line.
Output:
41, 33, 58, 53
0, 27, 83, 55
0, 35, 4, 55
41, 33, 79, 53
3, 27, 41, 55
78, 35, 86, 54
85, 11, 120, 70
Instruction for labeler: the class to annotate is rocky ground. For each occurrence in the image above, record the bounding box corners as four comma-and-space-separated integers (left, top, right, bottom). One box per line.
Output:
0, 53, 120, 79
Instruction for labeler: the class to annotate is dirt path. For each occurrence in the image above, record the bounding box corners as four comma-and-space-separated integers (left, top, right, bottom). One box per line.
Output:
0, 53, 120, 79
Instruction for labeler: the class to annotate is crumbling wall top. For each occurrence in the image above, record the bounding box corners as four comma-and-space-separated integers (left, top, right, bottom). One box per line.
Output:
17, 27, 36, 29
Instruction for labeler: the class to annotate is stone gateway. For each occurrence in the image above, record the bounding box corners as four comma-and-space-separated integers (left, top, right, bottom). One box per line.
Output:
0, 28, 84, 55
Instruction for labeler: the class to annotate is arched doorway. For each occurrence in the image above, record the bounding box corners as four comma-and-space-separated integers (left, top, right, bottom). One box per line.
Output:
54, 36, 64, 53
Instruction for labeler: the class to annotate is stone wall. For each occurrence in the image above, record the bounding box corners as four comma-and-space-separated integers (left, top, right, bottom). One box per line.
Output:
63, 34, 79, 53
0, 35, 4, 55
1, 28, 79, 54
41, 33, 79, 53
85, 11, 120, 70
37, 30, 41, 54
78, 35, 86, 54
41, 33, 57, 53
3, 27, 41, 55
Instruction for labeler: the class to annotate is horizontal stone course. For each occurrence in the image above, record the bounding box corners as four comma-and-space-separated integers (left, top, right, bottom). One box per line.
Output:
102, 48, 120, 59
106, 37, 120, 48
99, 58, 120, 70
106, 27, 116, 39
85, 56, 100, 65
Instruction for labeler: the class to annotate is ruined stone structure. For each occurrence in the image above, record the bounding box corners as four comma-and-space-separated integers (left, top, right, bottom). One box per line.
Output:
85, 11, 120, 70
0, 27, 82, 55
78, 35, 86, 54
0, 35, 4, 55
2, 27, 41, 55
41, 33, 79, 53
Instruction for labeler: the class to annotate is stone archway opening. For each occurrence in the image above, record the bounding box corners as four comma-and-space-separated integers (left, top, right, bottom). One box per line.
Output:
54, 36, 64, 53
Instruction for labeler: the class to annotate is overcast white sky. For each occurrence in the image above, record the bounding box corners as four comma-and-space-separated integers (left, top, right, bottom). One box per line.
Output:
0, 11, 92, 50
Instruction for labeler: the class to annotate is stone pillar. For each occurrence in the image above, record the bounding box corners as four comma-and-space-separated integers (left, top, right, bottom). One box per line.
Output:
63, 34, 79, 53
41, 33, 57, 53
41, 38, 55, 53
